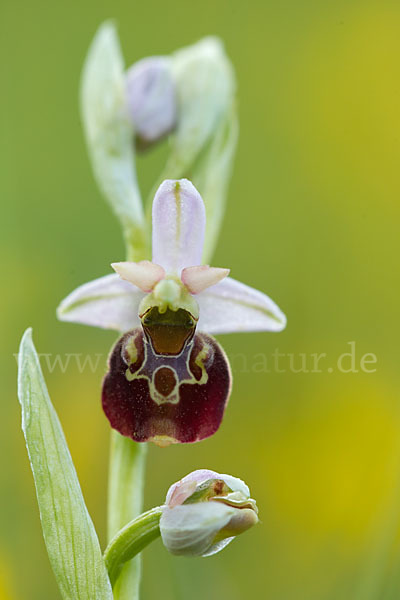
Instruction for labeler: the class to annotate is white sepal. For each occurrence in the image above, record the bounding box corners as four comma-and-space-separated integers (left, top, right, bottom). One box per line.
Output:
57, 273, 144, 332
160, 503, 235, 557
197, 276, 287, 334
152, 179, 205, 273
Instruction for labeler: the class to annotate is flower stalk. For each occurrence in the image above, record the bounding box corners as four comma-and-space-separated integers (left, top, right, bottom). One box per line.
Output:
107, 229, 149, 599
108, 419, 148, 600
104, 506, 162, 588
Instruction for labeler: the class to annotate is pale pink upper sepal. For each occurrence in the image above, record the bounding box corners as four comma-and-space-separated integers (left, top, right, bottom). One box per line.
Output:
197, 277, 286, 334
165, 469, 219, 508
152, 179, 206, 273
181, 265, 229, 294
111, 260, 165, 292
56, 274, 144, 332
165, 469, 250, 507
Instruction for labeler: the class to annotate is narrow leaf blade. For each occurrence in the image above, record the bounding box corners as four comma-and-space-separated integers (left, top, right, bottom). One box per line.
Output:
17, 329, 113, 600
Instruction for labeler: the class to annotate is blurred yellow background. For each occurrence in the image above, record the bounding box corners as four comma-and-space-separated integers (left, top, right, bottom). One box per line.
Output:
1, 0, 400, 598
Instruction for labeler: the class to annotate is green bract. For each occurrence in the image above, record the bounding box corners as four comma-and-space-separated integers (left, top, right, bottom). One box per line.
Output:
192, 105, 238, 262
80, 22, 148, 261
166, 37, 236, 178
17, 329, 113, 600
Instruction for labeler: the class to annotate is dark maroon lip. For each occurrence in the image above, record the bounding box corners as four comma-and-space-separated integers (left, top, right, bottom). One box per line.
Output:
102, 325, 232, 446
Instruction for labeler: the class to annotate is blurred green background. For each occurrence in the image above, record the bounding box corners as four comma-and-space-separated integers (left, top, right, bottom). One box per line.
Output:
1, 0, 400, 598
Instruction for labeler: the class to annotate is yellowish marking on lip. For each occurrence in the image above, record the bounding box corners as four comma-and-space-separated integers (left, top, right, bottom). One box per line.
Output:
151, 435, 178, 448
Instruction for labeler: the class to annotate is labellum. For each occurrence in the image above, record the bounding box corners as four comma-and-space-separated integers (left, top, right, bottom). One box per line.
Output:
102, 306, 231, 446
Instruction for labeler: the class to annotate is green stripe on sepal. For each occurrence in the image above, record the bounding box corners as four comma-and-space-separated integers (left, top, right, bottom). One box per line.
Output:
17, 329, 113, 600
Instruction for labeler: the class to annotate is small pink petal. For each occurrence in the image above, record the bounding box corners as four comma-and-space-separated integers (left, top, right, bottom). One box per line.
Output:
111, 261, 165, 292
182, 266, 230, 294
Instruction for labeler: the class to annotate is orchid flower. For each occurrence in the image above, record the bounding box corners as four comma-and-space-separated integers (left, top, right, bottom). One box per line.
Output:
160, 469, 258, 557
57, 179, 286, 445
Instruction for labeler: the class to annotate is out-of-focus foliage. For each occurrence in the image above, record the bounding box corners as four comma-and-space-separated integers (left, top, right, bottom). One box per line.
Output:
1, 0, 399, 599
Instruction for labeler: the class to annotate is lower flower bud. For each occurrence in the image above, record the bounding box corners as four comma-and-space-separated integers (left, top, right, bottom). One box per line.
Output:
160, 469, 258, 556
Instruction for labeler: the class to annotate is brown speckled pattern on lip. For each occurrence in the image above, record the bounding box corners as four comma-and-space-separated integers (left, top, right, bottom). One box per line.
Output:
102, 328, 232, 444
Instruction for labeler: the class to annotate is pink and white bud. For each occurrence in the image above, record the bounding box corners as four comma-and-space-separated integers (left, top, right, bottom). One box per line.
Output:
125, 57, 177, 144
160, 470, 258, 557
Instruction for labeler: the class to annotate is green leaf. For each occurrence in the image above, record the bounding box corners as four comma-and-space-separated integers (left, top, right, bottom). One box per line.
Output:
17, 329, 113, 600
80, 21, 149, 261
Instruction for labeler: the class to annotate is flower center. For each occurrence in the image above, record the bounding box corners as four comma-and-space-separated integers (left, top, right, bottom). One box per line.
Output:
138, 276, 200, 320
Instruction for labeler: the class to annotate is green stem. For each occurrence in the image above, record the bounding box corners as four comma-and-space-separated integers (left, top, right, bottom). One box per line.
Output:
107, 230, 150, 599
124, 223, 151, 263
108, 432, 148, 600
104, 507, 162, 587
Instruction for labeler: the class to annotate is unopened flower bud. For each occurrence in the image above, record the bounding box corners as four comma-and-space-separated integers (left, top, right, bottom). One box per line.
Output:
125, 57, 177, 145
160, 469, 258, 557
